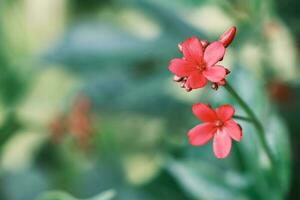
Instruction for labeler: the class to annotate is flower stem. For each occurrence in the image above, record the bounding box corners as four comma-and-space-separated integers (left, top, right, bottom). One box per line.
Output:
233, 115, 252, 122
224, 82, 276, 167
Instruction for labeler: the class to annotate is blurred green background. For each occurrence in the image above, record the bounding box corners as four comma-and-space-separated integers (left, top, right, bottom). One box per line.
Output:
0, 0, 299, 199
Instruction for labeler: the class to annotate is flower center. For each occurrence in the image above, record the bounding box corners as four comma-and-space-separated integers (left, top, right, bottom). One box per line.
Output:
196, 62, 206, 71
215, 120, 224, 127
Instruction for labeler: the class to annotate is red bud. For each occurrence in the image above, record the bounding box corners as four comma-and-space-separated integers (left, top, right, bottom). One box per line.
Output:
211, 83, 219, 90
200, 40, 209, 48
173, 75, 184, 82
183, 82, 192, 92
185, 87, 192, 92
219, 26, 237, 47
180, 81, 186, 88
178, 43, 183, 52
225, 68, 231, 75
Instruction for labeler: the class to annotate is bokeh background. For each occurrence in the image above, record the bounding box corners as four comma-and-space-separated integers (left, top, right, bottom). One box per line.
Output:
0, 0, 299, 199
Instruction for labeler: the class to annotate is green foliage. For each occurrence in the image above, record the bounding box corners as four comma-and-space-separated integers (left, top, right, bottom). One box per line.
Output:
36, 189, 116, 200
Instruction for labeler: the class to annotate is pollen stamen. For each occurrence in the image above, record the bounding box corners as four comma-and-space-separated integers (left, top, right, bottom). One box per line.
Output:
215, 120, 224, 127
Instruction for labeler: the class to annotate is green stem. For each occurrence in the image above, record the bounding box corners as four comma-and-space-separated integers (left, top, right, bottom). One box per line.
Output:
224, 82, 276, 167
233, 115, 252, 122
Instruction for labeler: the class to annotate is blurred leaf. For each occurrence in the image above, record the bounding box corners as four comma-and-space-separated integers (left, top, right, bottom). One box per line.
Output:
17, 67, 78, 126
131, 0, 205, 37
1, 131, 46, 172
3, 168, 48, 200
44, 22, 175, 69
36, 189, 116, 200
140, 169, 191, 200
265, 114, 291, 194
166, 159, 249, 200
0, 112, 21, 151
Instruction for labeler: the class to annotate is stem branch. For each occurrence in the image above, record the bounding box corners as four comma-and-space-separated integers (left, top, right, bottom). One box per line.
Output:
233, 115, 252, 122
224, 82, 276, 166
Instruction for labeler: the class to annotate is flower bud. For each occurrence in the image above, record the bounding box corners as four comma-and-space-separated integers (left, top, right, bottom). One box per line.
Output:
180, 81, 186, 88
173, 75, 184, 82
185, 87, 192, 92
225, 68, 231, 75
184, 83, 192, 92
200, 40, 209, 48
178, 43, 183, 52
211, 83, 219, 90
219, 26, 236, 47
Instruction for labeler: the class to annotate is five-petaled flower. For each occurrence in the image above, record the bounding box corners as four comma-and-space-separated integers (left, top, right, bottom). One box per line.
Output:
168, 37, 227, 90
188, 103, 242, 159
169, 26, 236, 91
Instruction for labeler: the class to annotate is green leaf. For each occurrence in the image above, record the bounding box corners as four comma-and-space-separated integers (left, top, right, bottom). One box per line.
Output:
166, 159, 249, 200
36, 189, 116, 200
44, 22, 175, 69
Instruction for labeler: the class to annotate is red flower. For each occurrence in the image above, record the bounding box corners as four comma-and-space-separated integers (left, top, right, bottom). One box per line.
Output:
169, 26, 237, 91
168, 37, 227, 89
188, 103, 242, 159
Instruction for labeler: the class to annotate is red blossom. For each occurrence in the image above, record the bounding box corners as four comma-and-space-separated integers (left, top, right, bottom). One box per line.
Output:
188, 103, 242, 159
169, 37, 227, 89
168, 26, 236, 91
48, 115, 67, 143
267, 80, 292, 104
68, 95, 93, 150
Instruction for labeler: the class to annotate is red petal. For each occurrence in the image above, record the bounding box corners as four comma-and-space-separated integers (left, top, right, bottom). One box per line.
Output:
192, 103, 217, 122
185, 72, 207, 89
203, 65, 226, 82
203, 42, 225, 67
213, 129, 232, 159
219, 26, 236, 47
224, 120, 242, 141
188, 123, 215, 146
215, 104, 235, 121
168, 58, 195, 76
181, 37, 203, 64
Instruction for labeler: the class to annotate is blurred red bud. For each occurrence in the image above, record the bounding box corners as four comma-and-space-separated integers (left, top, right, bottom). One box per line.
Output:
185, 87, 192, 92
225, 68, 231, 75
180, 81, 186, 88
200, 40, 209, 48
173, 75, 184, 82
184, 83, 192, 92
178, 43, 183, 52
268, 80, 292, 104
48, 115, 66, 143
219, 26, 237, 47
211, 83, 219, 90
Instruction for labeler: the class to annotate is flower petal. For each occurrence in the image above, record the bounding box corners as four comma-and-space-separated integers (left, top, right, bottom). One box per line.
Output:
213, 129, 232, 159
185, 72, 208, 89
216, 104, 235, 121
181, 37, 203, 64
192, 103, 217, 122
203, 65, 226, 82
204, 41, 225, 67
224, 120, 242, 141
168, 58, 195, 76
188, 123, 215, 146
